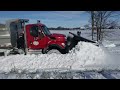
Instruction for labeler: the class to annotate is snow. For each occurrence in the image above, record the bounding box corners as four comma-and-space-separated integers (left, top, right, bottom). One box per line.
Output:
0, 43, 11, 47
0, 41, 120, 74
0, 34, 10, 37
104, 43, 116, 48
101, 29, 120, 54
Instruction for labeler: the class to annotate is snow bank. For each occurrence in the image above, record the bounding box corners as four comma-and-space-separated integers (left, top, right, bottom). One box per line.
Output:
102, 40, 116, 48
0, 42, 120, 73
0, 34, 10, 37
104, 44, 116, 48
71, 42, 107, 70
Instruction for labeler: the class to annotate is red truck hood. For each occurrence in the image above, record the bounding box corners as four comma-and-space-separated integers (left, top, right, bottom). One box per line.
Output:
50, 33, 66, 37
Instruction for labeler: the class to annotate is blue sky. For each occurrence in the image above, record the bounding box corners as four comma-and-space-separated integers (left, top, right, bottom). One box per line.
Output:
0, 11, 119, 28
0, 11, 90, 28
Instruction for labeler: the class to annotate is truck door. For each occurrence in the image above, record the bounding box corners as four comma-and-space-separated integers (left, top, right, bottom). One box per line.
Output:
26, 25, 47, 49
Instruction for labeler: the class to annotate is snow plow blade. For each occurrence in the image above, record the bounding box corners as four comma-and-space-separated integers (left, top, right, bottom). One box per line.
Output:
66, 32, 98, 51
69, 32, 96, 43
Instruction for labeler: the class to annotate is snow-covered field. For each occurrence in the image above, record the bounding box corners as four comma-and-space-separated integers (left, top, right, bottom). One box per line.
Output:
102, 29, 120, 54
0, 29, 120, 79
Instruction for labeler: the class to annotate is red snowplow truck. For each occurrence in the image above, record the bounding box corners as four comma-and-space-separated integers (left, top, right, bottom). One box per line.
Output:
6, 19, 69, 55
5, 19, 96, 55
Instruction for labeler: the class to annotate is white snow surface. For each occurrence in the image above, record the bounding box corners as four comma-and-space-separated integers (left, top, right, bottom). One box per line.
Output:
0, 41, 120, 73
104, 43, 116, 48
102, 29, 120, 54
0, 34, 10, 37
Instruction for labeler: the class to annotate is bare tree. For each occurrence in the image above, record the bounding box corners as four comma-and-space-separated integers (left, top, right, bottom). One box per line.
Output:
106, 20, 118, 29
87, 11, 119, 41
84, 24, 90, 29
87, 11, 95, 40
91, 11, 94, 40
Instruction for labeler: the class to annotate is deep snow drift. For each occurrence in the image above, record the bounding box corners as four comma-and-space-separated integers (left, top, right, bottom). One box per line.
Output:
0, 41, 120, 73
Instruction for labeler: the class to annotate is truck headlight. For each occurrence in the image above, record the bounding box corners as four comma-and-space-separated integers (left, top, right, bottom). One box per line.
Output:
61, 43, 66, 47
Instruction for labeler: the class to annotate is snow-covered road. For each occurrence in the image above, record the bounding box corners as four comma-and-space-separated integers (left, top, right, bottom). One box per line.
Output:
1, 70, 120, 79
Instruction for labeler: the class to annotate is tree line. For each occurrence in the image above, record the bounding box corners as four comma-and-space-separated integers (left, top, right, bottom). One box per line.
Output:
48, 26, 80, 30
87, 11, 120, 41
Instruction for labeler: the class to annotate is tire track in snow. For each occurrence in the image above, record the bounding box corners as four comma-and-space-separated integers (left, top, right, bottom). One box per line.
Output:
81, 71, 106, 79
0, 69, 120, 79
100, 70, 120, 79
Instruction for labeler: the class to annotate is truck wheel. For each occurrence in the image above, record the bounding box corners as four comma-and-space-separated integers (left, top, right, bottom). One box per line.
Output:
47, 49, 61, 54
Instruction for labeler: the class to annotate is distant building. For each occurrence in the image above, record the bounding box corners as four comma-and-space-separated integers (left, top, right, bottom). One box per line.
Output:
0, 23, 6, 30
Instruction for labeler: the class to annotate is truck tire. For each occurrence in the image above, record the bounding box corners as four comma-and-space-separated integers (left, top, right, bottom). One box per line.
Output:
42, 44, 66, 54
47, 49, 61, 54
42, 47, 62, 54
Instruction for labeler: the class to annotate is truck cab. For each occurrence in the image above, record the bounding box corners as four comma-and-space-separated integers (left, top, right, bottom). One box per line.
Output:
26, 23, 67, 54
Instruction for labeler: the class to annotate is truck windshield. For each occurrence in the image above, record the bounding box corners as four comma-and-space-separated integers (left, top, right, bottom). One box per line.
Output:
42, 26, 51, 35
